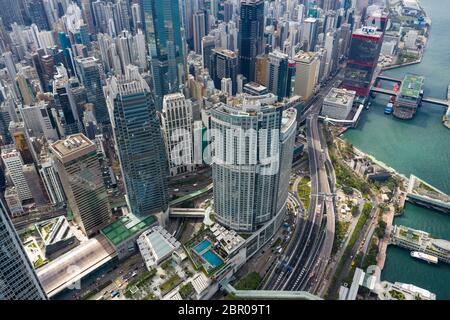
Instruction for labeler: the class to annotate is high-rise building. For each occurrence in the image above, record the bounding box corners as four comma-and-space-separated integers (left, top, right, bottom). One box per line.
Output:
76, 57, 109, 124
0, 200, 47, 299
141, 0, 185, 109
267, 50, 289, 101
209, 48, 238, 95
210, 96, 297, 234
341, 26, 383, 97
26, 0, 50, 31
255, 54, 269, 87
1, 146, 33, 203
105, 68, 169, 217
201, 35, 216, 71
50, 134, 111, 237
238, 0, 265, 82
0, 0, 24, 31
39, 154, 65, 206
193, 10, 207, 54
293, 51, 320, 101
161, 92, 194, 177
301, 17, 319, 52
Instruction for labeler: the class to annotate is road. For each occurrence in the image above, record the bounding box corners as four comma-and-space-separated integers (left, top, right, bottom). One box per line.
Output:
262, 73, 340, 293
325, 196, 379, 297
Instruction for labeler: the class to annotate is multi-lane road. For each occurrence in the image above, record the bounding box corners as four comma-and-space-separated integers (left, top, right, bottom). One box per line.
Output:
262, 75, 340, 294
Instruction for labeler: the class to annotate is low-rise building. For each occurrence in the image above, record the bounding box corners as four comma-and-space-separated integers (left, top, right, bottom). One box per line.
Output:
321, 88, 356, 120
101, 213, 158, 260
137, 226, 181, 270
35, 216, 77, 257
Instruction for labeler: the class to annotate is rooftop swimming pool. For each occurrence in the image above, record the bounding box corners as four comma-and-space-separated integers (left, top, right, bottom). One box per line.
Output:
202, 250, 223, 269
194, 239, 212, 254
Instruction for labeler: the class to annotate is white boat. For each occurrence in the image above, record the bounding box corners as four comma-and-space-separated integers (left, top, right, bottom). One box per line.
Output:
410, 251, 438, 264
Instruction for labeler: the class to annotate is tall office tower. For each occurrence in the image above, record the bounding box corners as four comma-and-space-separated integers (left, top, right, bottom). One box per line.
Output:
366, 10, 389, 33
18, 103, 59, 141
0, 0, 24, 31
339, 23, 352, 57
293, 51, 320, 101
0, 17, 12, 52
9, 123, 36, 165
105, 68, 168, 217
322, 0, 340, 11
255, 54, 269, 87
221, 78, 233, 96
267, 50, 289, 101
141, 0, 185, 109
193, 11, 207, 54
161, 92, 194, 177
26, 0, 50, 31
1, 147, 33, 203
76, 57, 109, 124
341, 26, 383, 97
209, 48, 238, 95
323, 29, 340, 77
222, 0, 233, 23
39, 154, 65, 205
80, 0, 96, 34
40, 54, 55, 92
131, 3, 142, 31
3, 51, 17, 80
201, 35, 216, 71
210, 97, 297, 233
301, 17, 319, 52
238, 0, 264, 82
50, 134, 111, 237
0, 200, 47, 299
53, 76, 81, 137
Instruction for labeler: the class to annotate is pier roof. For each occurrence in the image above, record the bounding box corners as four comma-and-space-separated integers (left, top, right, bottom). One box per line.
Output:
400, 74, 424, 98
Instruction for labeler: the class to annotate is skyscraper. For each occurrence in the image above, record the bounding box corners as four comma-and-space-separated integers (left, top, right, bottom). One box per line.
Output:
140, 0, 185, 109
267, 50, 289, 101
293, 51, 320, 101
301, 17, 319, 52
76, 57, 109, 124
209, 48, 238, 95
26, 0, 50, 31
341, 26, 383, 96
1, 146, 33, 203
0, 0, 24, 30
238, 0, 265, 82
193, 10, 207, 54
0, 200, 47, 299
201, 35, 216, 71
105, 68, 169, 217
50, 134, 111, 237
161, 92, 194, 177
210, 96, 297, 233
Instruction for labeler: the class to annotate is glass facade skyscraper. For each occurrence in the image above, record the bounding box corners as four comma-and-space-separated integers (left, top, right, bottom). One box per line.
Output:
106, 68, 169, 217
0, 200, 47, 300
140, 0, 185, 109
238, 0, 265, 82
76, 57, 109, 124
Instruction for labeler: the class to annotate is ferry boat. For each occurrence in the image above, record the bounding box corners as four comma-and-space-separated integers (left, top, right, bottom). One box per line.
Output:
410, 251, 438, 264
384, 103, 393, 114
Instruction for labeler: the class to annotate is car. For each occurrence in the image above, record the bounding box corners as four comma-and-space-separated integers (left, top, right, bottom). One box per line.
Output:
111, 290, 120, 298
174, 188, 179, 192
193, 183, 198, 187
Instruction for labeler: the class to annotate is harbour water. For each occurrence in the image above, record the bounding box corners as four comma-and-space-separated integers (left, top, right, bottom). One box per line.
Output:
343, 0, 450, 299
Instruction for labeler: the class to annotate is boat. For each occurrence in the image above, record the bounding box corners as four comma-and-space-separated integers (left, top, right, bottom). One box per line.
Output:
366, 102, 371, 110
384, 103, 393, 114
410, 251, 438, 264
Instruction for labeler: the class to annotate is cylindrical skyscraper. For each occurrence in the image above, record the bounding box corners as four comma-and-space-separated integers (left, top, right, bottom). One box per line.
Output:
210, 94, 297, 239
